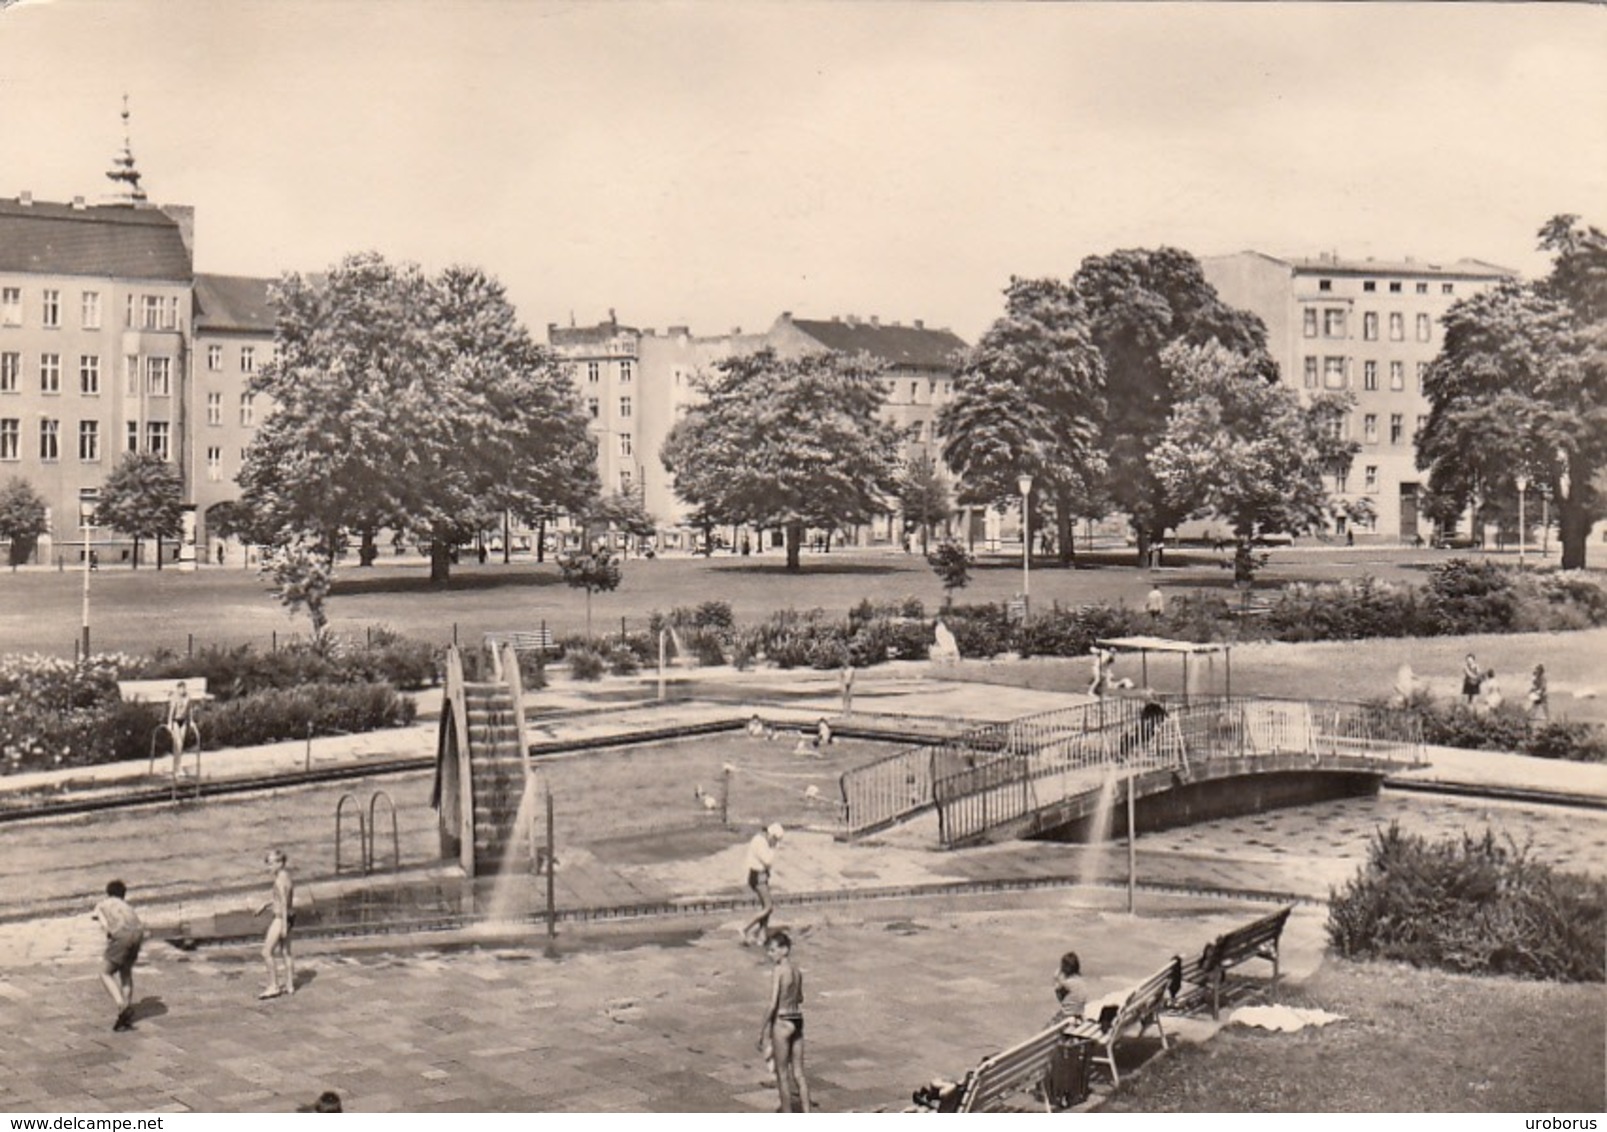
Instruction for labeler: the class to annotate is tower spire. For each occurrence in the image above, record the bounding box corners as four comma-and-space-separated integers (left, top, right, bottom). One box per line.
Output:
104, 94, 148, 206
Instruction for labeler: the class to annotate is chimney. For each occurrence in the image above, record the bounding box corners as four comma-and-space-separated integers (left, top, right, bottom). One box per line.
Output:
607, 307, 616, 324
780, 310, 792, 320
914, 319, 924, 330
668, 324, 689, 337
71, 196, 86, 210
731, 327, 741, 335
891, 320, 902, 327
869, 315, 880, 327
18, 190, 32, 206
642, 327, 656, 337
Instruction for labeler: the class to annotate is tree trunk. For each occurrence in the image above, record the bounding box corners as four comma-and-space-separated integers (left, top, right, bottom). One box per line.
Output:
156, 534, 163, 571
785, 521, 803, 572
1134, 526, 1149, 569
1055, 490, 1075, 566
1559, 492, 1590, 570
919, 522, 930, 556
359, 527, 378, 567
131, 536, 140, 571
429, 538, 452, 585
536, 517, 546, 563
1234, 524, 1256, 586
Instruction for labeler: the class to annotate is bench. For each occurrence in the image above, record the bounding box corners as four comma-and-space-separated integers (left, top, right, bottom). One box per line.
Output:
927, 1020, 1089, 1113
1173, 905, 1293, 1020
1067, 958, 1180, 1087
483, 629, 553, 655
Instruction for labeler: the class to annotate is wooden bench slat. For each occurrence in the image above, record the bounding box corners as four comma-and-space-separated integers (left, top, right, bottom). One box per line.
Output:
957, 1021, 1069, 1112
117, 678, 209, 703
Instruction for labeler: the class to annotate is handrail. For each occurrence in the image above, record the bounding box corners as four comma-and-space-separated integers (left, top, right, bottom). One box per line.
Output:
147, 721, 202, 803
334, 792, 367, 876
367, 790, 400, 874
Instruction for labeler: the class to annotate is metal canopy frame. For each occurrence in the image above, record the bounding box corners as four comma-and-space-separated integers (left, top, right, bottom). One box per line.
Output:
1095, 636, 1232, 703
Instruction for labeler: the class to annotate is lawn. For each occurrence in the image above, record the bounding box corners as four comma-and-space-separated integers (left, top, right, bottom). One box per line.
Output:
1102, 957, 1606, 1112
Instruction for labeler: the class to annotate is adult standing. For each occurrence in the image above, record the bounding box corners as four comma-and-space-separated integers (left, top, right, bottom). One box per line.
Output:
740, 823, 784, 946
257, 849, 296, 999
1528, 664, 1550, 723
93, 879, 145, 1032
1145, 586, 1166, 624
164, 681, 194, 777
1461, 653, 1483, 707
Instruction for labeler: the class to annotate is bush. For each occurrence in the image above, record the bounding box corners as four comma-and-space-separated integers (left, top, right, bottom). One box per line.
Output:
1422, 558, 1519, 634
1328, 823, 1606, 982
1018, 603, 1146, 658
1403, 698, 1607, 762
941, 602, 1016, 658
1265, 576, 1423, 642
566, 646, 606, 682
201, 682, 416, 749
137, 632, 443, 699
605, 644, 640, 677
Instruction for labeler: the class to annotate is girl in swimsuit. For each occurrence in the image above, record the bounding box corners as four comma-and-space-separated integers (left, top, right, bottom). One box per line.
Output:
760, 930, 810, 1113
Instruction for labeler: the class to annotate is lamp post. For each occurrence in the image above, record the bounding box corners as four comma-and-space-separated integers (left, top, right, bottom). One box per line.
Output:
1017, 474, 1033, 611
79, 498, 93, 659
1515, 473, 1529, 569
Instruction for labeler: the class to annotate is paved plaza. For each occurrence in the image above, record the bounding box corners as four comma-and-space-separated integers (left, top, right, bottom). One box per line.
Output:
2, 666, 1604, 1112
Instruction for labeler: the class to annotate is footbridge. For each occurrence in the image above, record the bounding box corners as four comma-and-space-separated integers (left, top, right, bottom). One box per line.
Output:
840, 695, 1424, 849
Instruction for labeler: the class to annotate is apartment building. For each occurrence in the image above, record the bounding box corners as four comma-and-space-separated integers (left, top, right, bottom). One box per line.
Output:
1201, 251, 1515, 541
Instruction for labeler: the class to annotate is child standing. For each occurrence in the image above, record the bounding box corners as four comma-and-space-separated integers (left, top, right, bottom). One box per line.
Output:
257, 849, 296, 999
759, 930, 811, 1114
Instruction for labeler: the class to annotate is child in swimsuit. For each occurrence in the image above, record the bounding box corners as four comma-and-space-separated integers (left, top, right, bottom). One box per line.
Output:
256, 849, 295, 999
760, 930, 810, 1114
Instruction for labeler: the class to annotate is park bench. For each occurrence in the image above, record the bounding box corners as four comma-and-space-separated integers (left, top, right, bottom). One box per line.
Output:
1066, 957, 1181, 1088
913, 1020, 1092, 1113
1172, 905, 1293, 1020
118, 678, 209, 792
483, 628, 553, 655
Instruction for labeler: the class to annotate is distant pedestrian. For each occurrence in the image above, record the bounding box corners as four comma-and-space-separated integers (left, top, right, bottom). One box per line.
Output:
1481, 668, 1504, 714
93, 879, 144, 1032
257, 849, 296, 999
839, 664, 855, 716
759, 929, 810, 1114
814, 718, 833, 747
1145, 586, 1166, 623
1461, 653, 1483, 706
740, 824, 784, 946
1528, 664, 1550, 722
88, 549, 99, 571
216, 543, 225, 566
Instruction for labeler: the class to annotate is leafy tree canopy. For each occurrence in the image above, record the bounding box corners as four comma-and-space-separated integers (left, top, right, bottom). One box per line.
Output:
587, 490, 658, 540
897, 453, 951, 553
94, 453, 185, 570
0, 476, 49, 568
1418, 215, 1607, 568
660, 348, 903, 571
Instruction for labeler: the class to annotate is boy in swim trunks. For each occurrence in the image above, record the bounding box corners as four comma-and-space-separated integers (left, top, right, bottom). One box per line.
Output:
759, 930, 810, 1113
740, 824, 784, 946
256, 849, 296, 999
93, 879, 145, 1032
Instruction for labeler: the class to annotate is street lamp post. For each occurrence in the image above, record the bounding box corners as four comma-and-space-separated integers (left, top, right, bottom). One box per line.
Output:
1017, 473, 1033, 612
79, 500, 93, 659
1515, 473, 1529, 569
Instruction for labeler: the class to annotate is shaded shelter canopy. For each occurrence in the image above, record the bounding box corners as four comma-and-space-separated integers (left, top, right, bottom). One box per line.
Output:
1095, 636, 1232, 701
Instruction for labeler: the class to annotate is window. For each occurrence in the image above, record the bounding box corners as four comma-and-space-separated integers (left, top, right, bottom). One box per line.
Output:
1334, 472, 1348, 494
620, 469, 633, 494
1302, 310, 1318, 338
1416, 282, 1428, 295
81, 292, 100, 330
39, 418, 59, 461
1416, 314, 1431, 342
1389, 281, 1402, 294
240, 346, 255, 374
206, 446, 223, 482
1323, 309, 1347, 337
40, 353, 60, 394
125, 294, 135, 327
77, 488, 98, 528
142, 295, 163, 330
124, 355, 139, 397
146, 357, 172, 396
1323, 357, 1347, 389
1362, 312, 1378, 341
1363, 361, 1378, 391
125, 421, 138, 453
239, 393, 255, 426
166, 296, 180, 331
907, 381, 918, 401
619, 432, 633, 457
1363, 414, 1378, 443
1416, 362, 1428, 389
587, 362, 600, 383
41, 289, 60, 328
1442, 283, 1454, 295
619, 396, 632, 418
1388, 312, 1404, 341
207, 392, 222, 425
207, 345, 222, 372
0, 419, 17, 460
929, 380, 937, 395
619, 360, 632, 383
0, 287, 19, 327
911, 420, 926, 442
145, 421, 170, 460
1318, 279, 1332, 292
1363, 281, 1376, 293
1303, 356, 1318, 389
1364, 465, 1379, 492
1389, 414, 1403, 444
1389, 361, 1405, 390
586, 396, 599, 419
78, 420, 99, 462
79, 355, 99, 395
0, 352, 17, 393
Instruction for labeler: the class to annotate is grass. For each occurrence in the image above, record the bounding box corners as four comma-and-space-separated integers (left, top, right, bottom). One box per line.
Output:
1103, 957, 1606, 1112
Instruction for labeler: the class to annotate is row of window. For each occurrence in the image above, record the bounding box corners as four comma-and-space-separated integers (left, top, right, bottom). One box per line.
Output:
0, 418, 171, 462
1303, 309, 1434, 342
1317, 279, 1456, 296
204, 392, 257, 426
581, 360, 632, 384
1358, 412, 1429, 446
0, 287, 182, 331
0, 352, 182, 397
205, 344, 258, 373
1334, 466, 1385, 494
1302, 356, 1429, 392
587, 396, 631, 419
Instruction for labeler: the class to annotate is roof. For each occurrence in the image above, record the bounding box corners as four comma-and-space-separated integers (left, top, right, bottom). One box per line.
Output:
548, 317, 638, 349
784, 315, 968, 369
0, 197, 192, 281
1214, 250, 1517, 280
193, 273, 277, 333
1096, 637, 1230, 654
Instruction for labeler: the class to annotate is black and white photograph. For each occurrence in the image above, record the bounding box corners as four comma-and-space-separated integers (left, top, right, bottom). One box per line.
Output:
0, 0, 1603, 1117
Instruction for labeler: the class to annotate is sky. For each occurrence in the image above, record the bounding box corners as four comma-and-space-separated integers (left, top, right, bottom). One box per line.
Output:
0, 1, 1603, 343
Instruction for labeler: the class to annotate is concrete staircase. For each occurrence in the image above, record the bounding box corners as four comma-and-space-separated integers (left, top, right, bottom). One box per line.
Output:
463, 681, 528, 875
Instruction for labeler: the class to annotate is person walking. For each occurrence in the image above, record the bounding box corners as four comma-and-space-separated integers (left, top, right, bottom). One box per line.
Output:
758, 930, 810, 1114
740, 824, 784, 946
256, 849, 296, 999
1145, 586, 1166, 624
1528, 664, 1550, 723
93, 879, 145, 1032
1461, 653, 1483, 707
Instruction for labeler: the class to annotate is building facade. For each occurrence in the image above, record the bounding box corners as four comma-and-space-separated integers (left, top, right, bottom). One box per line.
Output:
1201, 251, 1515, 542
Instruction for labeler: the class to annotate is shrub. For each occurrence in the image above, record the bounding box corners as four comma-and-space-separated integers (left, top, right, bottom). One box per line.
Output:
202, 682, 416, 748
1018, 603, 1147, 658
566, 646, 606, 682
605, 644, 641, 677
941, 602, 1016, 658
1402, 698, 1607, 762
1422, 558, 1518, 634
1265, 576, 1424, 642
1328, 823, 1606, 982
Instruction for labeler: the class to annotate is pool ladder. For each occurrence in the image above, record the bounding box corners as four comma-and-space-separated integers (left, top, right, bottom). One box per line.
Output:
334, 790, 401, 876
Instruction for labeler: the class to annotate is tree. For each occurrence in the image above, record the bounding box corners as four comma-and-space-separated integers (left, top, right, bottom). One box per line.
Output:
241, 253, 598, 584
1419, 215, 1607, 569
1150, 342, 1356, 584
261, 540, 334, 640
897, 454, 951, 554
926, 539, 972, 607
939, 277, 1106, 565
661, 348, 903, 571
586, 490, 657, 549
1073, 247, 1272, 563
0, 477, 49, 569
557, 547, 622, 638
94, 453, 184, 570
